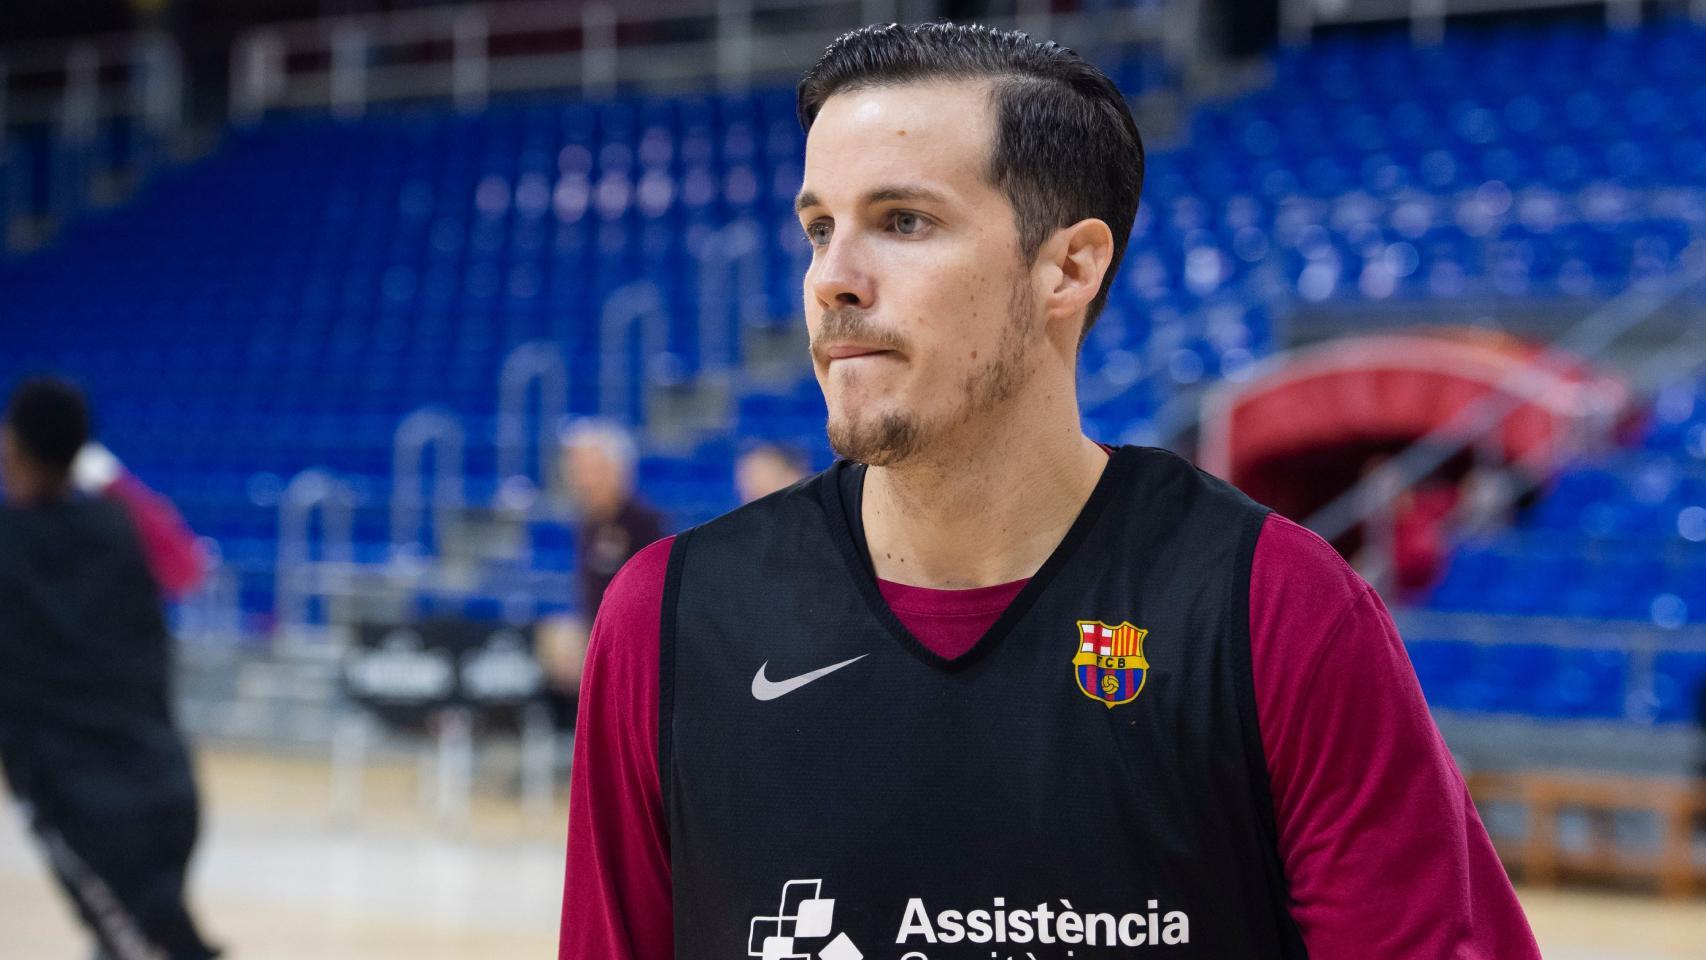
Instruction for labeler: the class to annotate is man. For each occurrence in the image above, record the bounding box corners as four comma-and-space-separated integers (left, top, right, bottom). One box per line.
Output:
561, 23, 1540, 959
0, 378, 218, 960
536, 418, 667, 725
734, 441, 811, 505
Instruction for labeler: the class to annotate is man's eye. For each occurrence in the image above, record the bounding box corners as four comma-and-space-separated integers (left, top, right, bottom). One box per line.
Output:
893, 212, 926, 235
805, 221, 832, 246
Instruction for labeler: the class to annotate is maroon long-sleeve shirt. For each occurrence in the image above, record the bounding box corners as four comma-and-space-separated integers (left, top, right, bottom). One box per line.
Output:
104, 472, 206, 600
559, 507, 1540, 959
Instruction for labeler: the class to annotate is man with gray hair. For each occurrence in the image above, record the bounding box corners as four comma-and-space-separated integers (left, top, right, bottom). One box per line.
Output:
537, 419, 666, 727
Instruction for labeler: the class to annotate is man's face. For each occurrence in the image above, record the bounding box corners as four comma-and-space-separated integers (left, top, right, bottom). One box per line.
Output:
797, 81, 1040, 466
561, 441, 627, 518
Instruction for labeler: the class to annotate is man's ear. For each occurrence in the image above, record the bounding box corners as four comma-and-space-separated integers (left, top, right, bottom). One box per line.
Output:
1040, 217, 1115, 331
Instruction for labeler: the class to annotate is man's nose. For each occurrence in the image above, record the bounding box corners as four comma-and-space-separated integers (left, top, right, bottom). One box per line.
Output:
809, 235, 874, 310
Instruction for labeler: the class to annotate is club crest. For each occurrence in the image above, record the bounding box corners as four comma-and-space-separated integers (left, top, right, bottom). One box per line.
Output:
1072, 620, 1149, 709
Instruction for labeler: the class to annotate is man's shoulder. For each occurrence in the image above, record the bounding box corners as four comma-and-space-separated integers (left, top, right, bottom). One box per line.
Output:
1123, 445, 1271, 519
0, 497, 134, 547
599, 535, 676, 623
692, 464, 834, 540
1249, 513, 1380, 666
1253, 512, 1369, 605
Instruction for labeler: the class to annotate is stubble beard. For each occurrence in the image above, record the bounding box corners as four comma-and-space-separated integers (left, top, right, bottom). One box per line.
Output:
824, 278, 1035, 467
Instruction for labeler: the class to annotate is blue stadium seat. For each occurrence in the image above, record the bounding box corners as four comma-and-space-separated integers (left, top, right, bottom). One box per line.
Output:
3, 17, 1704, 711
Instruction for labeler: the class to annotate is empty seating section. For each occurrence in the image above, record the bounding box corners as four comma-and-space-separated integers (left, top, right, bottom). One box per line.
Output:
1405, 632, 1705, 725
2, 18, 1705, 719
1406, 640, 1632, 720
1423, 378, 1706, 722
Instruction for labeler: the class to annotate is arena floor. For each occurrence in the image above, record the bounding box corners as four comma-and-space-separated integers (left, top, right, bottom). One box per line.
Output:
2, 747, 1702, 958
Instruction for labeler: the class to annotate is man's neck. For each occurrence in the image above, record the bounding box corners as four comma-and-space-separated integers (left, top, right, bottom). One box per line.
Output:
861, 417, 1109, 590
579, 493, 626, 524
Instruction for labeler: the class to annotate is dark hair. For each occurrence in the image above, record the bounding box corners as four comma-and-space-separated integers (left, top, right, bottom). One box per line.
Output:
797, 21, 1144, 338
5, 377, 90, 473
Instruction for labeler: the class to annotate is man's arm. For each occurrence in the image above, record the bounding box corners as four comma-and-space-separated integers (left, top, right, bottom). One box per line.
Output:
105, 473, 206, 599
560, 536, 675, 960
75, 444, 206, 599
1250, 513, 1541, 959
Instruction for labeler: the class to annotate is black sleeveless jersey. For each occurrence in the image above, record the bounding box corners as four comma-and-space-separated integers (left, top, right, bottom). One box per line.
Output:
661, 445, 1307, 959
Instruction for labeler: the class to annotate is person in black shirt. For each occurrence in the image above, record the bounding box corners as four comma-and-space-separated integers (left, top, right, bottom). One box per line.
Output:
536, 418, 665, 727
0, 378, 218, 960
1697, 670, 1706, 779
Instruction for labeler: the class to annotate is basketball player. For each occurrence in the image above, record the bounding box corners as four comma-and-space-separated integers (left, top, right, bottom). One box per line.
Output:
0, 378, 218, 960
560, 23, 1541, 959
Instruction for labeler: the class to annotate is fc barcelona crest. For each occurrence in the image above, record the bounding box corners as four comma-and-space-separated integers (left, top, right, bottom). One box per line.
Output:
1072, 620, 1149, 709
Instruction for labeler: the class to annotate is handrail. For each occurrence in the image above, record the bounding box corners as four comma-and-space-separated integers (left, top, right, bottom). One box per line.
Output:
275, 468, 358, 635
1449, 298, 1706, 538
0, 29, 151, 75
230, 0, 863, 121
694, 218, 766, 375
227, 0, 1172, 121
599, 281, 670, 425
1302, 252, 1706, 545
390, 408, 467, 554
1281, 0, 1675, 46
236, 0, 856, 48
495, 340, 569, 490
0, 31, 182, 127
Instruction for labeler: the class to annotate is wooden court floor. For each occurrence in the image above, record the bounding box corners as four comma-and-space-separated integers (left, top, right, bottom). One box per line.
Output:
2, 746, 1703, 959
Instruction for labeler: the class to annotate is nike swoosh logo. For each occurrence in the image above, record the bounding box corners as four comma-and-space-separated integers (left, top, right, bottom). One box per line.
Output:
751, 655, 869, 701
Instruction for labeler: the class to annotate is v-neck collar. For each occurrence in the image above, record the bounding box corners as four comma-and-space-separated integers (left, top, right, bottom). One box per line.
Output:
820, 445, 1136, 672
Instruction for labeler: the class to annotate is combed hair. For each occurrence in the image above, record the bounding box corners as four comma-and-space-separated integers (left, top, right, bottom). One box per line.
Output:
797, 21, 1145, 338
5, 376, 90, 472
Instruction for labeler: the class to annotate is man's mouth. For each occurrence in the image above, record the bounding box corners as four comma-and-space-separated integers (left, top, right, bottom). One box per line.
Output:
824, 345, 897, 362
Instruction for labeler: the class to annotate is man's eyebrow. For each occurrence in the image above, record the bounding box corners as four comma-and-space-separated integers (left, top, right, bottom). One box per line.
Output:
863, 184, 952, 207
794, 184, 952, 214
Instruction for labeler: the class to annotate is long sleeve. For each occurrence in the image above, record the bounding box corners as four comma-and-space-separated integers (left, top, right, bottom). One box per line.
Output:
105, 472, 206, 600
1250, 513, 1541, 959
560, 536, 675, 960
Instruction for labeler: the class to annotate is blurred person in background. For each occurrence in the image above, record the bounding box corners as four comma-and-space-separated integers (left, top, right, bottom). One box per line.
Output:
536, 418, 667, 728
0, 377, 218, 960
734, 441, 811, 504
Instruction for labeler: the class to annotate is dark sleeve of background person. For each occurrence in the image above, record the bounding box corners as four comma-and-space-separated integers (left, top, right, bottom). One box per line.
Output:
628, 498, 666, 554
575, 497, 669, 616
1696, 673, 1706, 778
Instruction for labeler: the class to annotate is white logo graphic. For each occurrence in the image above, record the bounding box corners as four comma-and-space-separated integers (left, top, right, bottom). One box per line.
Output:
751, 655, 868, 702
749, 879, 862, 960
346, 629, 454, 700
